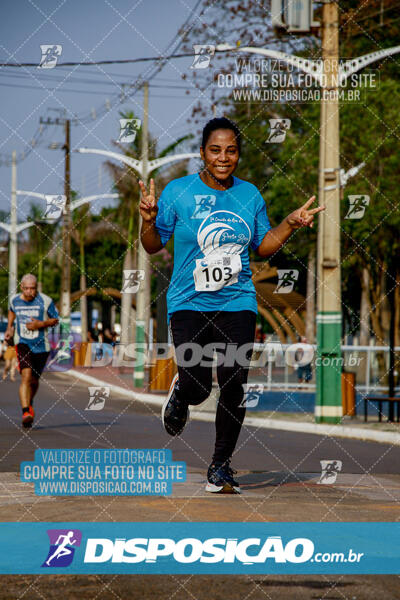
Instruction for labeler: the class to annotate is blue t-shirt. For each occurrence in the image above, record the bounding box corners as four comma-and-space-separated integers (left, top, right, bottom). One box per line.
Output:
155, 173, 271, 320
10, 292, 59, 353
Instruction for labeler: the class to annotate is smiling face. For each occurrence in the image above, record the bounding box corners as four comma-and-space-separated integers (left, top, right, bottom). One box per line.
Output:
200, 128, 240, 186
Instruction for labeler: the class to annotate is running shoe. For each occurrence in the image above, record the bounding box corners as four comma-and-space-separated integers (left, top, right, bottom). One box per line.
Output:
161, 374, 189, 436
205, 461, 241, 494
22, 407, 34, 428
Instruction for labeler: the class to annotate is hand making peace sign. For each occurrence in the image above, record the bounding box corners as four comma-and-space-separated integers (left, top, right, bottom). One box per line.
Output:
285, 196, 325, 230
139, 178, 158, 223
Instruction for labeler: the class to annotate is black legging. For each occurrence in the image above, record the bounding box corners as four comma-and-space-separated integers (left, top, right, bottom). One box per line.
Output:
170, 310, 256, 464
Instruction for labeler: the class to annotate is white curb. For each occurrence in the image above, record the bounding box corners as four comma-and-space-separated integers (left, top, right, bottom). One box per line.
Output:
57, 370, 400, 446
56, 369, 163, 406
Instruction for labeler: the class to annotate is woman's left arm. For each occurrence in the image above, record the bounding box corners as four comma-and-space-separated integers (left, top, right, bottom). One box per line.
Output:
256, 195, 325, 258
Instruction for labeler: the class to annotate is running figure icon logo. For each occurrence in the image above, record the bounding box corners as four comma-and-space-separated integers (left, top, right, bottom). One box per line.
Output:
38, 45, 62, 69
190, 45, 215, 69
43, 195, 66, 222
118, 119, 141, 143
86, 386, 110, 410
240, 384, 264, 408
274, 269, 299, 294
345, 195, 370, 219
191, 195, 216, 219
42, 529, 82, 567
45, 336, 74, 372
121, 269, 145, 293
318, 460, 342, 485
266, 119, 291, 143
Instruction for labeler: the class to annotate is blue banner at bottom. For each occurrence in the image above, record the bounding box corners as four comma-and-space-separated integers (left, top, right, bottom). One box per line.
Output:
0, 522, 398, 574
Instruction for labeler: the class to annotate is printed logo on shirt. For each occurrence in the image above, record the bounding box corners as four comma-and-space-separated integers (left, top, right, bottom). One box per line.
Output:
197, 210, 251, 256
191, 195, 216, 219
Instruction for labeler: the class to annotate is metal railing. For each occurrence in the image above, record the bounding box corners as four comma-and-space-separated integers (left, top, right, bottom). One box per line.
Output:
248, 343, 400, 395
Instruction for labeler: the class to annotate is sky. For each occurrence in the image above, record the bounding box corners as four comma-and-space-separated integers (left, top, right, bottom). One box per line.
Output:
0, 0, 210, 222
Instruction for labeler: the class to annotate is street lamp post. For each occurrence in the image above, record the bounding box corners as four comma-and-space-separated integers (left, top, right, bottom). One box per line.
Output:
316, 0, 341, 424
9, 151, 17, 301
60, 119, 71, 341
135, 81, 150, 387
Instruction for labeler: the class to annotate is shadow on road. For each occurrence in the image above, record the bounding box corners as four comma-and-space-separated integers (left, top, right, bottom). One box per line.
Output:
238, 471, 319, 491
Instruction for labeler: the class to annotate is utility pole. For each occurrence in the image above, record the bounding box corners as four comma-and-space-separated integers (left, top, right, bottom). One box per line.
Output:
316, 1, 342, 423
388, 261, 396, 421
40, 114, 73, 341
9, 150, 17, 301
60, 119, 71, 339
134, 81, 149, 388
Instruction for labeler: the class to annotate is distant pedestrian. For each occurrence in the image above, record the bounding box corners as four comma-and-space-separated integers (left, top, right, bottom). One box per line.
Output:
296, 336, 313, 385
5, 274, 59, 427
103, 328, 113, 345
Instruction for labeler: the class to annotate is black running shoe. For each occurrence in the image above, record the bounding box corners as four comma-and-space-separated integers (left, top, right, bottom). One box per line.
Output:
205, 461, 241, 494
161, 374, 189, 436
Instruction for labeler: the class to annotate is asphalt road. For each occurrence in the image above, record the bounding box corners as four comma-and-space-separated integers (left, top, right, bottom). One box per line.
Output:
1, 372, 400, 599
1, 372, 399, 474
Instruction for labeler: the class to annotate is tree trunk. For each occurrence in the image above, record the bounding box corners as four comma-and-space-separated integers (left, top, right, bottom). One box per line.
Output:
395, 269, 400, 348
119, 200, 136, 346
120, 249, 134, 346
358, 267, 371, 385
80, 236, 88, 343
359, 267, 370, 346
305, 248, 316, 343
37, 234, 43, 292
369, 265, 388, 387
38, 256, 43, 293
80, 273, 88, 343
369, 266, 385, 345
156, 266, 170, 343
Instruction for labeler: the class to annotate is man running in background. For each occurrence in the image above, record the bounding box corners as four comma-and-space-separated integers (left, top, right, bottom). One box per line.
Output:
5, 274, 59, 428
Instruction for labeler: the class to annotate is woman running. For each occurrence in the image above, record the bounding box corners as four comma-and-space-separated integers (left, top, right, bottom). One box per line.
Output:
139, 117, 323, 494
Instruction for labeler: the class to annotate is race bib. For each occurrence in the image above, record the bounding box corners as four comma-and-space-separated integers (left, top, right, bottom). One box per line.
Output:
20, 322, 39, 340
193, 254, 242, 292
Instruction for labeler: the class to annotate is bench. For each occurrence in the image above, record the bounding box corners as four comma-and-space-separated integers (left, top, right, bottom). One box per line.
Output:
364, 396, 400, 422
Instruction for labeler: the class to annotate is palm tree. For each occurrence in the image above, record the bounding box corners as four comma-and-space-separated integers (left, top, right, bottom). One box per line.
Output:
71, 205, 118, 341
72, 203, 90, 342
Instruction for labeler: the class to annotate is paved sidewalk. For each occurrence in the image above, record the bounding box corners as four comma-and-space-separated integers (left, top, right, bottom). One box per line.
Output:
56, 366, 400, 446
